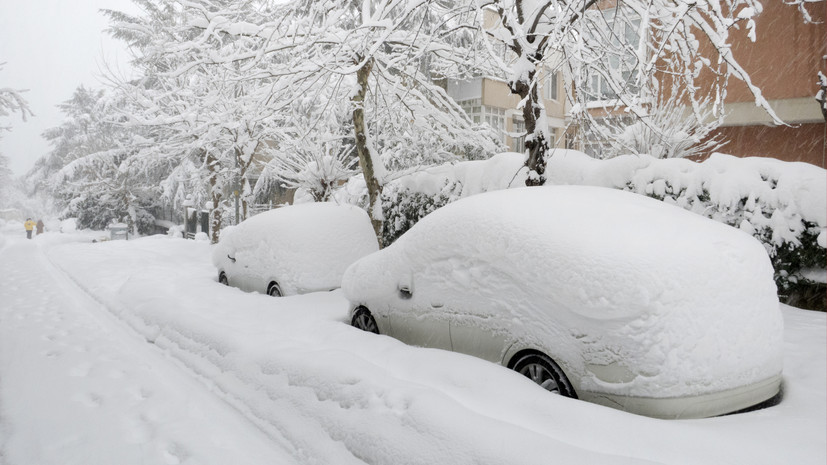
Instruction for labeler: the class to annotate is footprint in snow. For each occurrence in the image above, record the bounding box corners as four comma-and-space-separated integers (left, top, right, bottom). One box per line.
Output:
128, 386, 153, 401
163, 443, 189, 464
72, 392, 103, 408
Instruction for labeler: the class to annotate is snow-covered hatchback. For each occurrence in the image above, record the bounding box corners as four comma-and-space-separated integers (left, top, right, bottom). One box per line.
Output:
213, 202, 378, 296
344, 186, 783, 419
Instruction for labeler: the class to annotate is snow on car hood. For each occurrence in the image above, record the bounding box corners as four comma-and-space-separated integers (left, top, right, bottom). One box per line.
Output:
343, 185, 783, 398
213, 203, 378, 294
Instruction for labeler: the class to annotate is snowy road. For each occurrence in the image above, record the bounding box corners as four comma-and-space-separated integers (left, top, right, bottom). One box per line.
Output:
0, 235, 296, 464
1, 231, 825, 464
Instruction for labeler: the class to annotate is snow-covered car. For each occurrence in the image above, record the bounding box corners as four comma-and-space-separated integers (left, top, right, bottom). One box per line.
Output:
343, 186, 784, 419
213, 202, 378, 296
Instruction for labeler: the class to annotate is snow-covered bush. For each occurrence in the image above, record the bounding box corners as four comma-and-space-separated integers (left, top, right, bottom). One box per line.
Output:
381, 181, 461, 246
381, 151, 827, 309
593, 155, 826, 301
65, 196, 157, 236
599, 93, 724, 159
377, 152, 536, 245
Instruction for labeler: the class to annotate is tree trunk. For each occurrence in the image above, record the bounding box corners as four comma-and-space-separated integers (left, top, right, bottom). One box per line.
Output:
351, 57, 384, 247
511, 69, 550, 187
206, 151, 223, 244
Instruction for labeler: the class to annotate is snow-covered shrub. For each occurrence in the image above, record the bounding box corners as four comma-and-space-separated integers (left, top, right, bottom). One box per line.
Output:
381, 181, 461, 246
553, 152, 827, 308
583, 91, 724, 160
63, 195, 157, 236
382, 151, 826, 309
377, 152, 538, 245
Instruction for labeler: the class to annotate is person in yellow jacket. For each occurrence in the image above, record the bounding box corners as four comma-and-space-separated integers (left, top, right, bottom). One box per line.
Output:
24, 218, 36, 239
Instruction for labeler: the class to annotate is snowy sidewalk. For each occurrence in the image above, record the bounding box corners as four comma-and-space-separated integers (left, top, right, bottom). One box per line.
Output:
0, 236, 296, 465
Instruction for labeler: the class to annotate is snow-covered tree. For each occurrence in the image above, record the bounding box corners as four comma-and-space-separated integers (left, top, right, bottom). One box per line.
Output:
254, 94, 358, 203
1, 64, 33, 207
160, 0, 502, 245
0, 153, 14, 206
26, 86, 159, 234
475, 0, 782, 185
1, 64, 33, 131
105, 0, 290, 242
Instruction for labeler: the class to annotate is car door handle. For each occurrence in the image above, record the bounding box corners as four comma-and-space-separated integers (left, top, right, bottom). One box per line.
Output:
228, 254, 236, 263
398, 285, 412, 300
431, 302, 443, 308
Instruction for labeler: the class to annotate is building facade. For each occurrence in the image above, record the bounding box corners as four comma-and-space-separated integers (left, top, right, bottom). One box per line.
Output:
447, 73, 568, 154
698, 0, 825, 167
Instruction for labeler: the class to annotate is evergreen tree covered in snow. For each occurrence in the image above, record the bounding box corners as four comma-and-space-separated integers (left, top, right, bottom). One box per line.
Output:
26, 86, 159, 234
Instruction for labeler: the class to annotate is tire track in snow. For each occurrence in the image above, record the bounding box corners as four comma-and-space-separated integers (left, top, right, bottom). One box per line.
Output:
0, 237, 297, 465
41, 239, 367, 465
44, 237, 658, 465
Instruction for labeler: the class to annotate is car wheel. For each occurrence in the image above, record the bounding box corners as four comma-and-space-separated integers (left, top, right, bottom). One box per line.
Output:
219, 272, 228, 286
267, 282, 282, 297
351, 307, 379, 334
512, 352, 577, 398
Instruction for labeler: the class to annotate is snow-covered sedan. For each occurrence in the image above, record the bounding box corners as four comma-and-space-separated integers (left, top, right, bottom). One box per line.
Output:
213, 202, 378, 296
343, 186, 784, 419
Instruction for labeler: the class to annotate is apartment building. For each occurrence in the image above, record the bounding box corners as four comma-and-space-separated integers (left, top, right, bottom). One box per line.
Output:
447, 72, 568, 153
454, 2, 825, 168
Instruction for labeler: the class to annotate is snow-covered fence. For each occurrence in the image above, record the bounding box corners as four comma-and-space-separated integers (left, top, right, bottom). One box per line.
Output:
381, 151, 827, 309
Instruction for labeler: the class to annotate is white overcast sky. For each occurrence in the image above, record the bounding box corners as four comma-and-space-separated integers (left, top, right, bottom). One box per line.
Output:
0, 0, 139, 176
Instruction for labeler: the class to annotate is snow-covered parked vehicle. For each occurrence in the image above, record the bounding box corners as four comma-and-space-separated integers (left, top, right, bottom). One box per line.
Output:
213, 202, 378, 296
344, 186, 784, 419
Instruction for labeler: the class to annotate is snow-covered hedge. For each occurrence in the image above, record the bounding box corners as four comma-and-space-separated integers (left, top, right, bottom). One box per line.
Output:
381, 151, 827, 308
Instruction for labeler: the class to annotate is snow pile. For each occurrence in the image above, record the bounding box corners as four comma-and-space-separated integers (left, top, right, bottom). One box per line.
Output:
346, 186, 783, 399
60, 217, 78, 233
212, 202, 378, 295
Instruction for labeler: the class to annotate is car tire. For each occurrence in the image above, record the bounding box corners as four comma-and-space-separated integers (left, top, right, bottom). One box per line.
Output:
512, 352, 577, 398
219, 272, 228, 286
351, 307, 379, 334
267, 282, 282, 297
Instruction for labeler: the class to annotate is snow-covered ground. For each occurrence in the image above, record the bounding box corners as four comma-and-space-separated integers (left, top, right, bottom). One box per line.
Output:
0, 229, 825, 464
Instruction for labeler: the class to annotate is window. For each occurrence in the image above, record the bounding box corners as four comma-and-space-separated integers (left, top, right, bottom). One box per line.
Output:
584, 7, 641, 102
545, 73, 559, 101
482, 106, 506, 141
458, 98, 482, 124
511, 118, 525, 152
